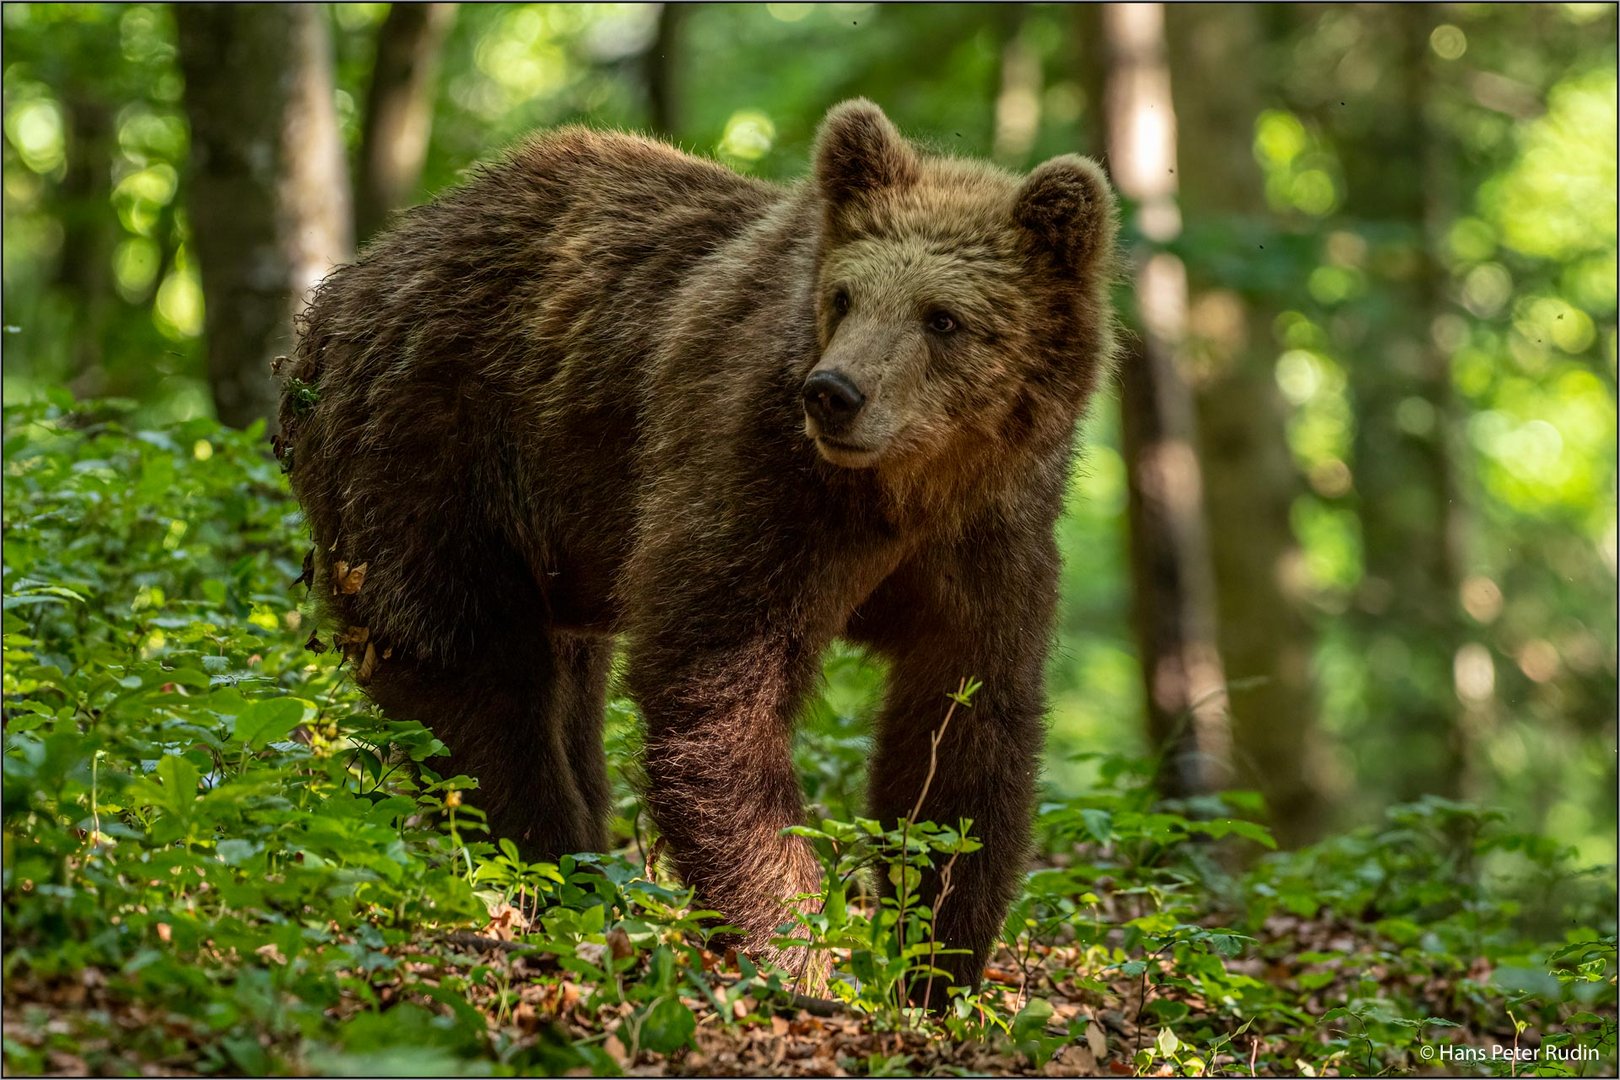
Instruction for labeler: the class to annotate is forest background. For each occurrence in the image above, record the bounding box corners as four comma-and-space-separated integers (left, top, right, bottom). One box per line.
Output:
1, 3, 1615, 1076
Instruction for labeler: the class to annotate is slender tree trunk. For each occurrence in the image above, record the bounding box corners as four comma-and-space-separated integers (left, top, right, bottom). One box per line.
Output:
56, 90, 114, 392
992, 3, 1040, 167
644, 2, 687, 138
1332, 4, 1467, 801
1093, 3, 1233, 798
176, 3, 353, 430
1168, 5, 1329, 843
355, 2, 455, 243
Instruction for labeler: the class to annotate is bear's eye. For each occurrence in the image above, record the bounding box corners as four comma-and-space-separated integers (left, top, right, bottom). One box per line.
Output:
831, 289, 851, 316
927, 310, 959, 335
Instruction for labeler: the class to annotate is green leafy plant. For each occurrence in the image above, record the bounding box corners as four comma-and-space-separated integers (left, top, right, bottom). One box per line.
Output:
3, 396, 1615, 1076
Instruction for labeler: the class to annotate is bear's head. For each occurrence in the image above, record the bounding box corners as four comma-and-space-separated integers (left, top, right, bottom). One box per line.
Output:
801, 100, 1119, 486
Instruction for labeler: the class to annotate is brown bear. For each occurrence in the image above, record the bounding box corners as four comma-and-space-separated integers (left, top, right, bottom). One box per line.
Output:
277, 99, 1118, 1001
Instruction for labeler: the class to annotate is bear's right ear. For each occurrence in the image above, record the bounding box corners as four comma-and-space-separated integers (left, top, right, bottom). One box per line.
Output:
1014, 154, 1118, 271
813, 99, 919, 208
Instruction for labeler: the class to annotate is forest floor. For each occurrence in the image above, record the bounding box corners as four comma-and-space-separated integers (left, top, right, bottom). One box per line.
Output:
5, 869, 1614, 1077
3, 401, 1616, 1078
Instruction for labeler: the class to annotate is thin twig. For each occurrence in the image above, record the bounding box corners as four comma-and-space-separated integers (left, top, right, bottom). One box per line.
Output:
907, 677, 969, 825
896, 677, 970, 1010
1132, 940, 1178, 1058
776, 991, 846, 1018
920, 847, 961, 1014
441, 931, 542, 955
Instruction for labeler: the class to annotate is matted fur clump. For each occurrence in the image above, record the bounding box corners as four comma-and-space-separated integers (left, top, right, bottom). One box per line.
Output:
277, 99, 1118, 1001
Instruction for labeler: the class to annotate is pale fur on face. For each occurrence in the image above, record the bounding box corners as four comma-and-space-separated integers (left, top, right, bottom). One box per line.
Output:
804, 101, 1117, 482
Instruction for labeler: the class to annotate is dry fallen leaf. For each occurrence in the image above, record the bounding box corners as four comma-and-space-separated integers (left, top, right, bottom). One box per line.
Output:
357, 641, 378, 681
294, 548, 314, 589
606, 926, 634, 962
645, 835, 668, 881
554, 980, 582, 1014
331, 560, 368, 595
1062, 1046, 1101, 1075
484, 902, 529, 942
45, 1051, 88, 1074
1087, 1013, 1108, 1059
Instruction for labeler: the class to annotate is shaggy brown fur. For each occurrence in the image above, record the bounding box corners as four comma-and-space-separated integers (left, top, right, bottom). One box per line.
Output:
278, 100, 1118, 1001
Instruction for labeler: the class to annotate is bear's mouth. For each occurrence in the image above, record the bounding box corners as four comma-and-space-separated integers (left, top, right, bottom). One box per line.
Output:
813, 434, 880, 468
819, 436, 871, 453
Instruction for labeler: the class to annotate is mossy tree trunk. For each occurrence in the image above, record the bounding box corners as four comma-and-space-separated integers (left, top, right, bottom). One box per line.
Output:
1089, 2, 1234, 799
1324, 4, 1469, 801
56, 88, 115, 391
355, 2, 455, 243
176, 3, 353, 430
991, 3, 1039, 168
1168, 4, 1330, 844
644, 2, 687, 138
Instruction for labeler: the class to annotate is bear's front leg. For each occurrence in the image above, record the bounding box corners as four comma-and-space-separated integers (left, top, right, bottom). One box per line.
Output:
628, 630, 829, 985
869, 648, 1046, 1007
859, 522, 1061, 1009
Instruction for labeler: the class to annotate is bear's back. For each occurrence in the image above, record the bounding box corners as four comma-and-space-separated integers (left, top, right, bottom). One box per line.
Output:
278, 128, 794, 659
290, 128, 782, 402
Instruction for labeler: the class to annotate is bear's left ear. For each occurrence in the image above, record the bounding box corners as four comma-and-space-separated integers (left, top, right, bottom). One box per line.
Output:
1014, 155, 1118, 271
814, 99, 919, 208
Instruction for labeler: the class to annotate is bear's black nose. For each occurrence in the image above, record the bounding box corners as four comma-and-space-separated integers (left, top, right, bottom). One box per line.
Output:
802, 370, 867, 434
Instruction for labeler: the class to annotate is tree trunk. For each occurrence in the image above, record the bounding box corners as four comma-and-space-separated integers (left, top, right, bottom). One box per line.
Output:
176, 3, 353, 430
992, 4, 1040, 167
1331, 4, 1467, 801
355, 2, 455, 243
56, 89, 115, 392
644, 2, 687, 138
1093, 3, 1233, 798
1167, 5, 1329, 843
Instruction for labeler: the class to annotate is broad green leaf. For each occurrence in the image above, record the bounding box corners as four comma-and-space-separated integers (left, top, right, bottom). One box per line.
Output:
636, 996, 696, 1054
235, 697, 305, 749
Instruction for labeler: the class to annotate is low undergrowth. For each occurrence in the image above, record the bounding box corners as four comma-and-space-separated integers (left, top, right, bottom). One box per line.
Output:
3, 396, 1615, 1076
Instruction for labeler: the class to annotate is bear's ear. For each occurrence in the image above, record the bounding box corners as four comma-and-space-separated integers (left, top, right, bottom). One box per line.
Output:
1014, 154, 1117, 270
813, 99, 919, 207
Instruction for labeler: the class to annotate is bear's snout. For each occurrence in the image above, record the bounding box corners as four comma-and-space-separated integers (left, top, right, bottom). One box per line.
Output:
802, 369, 867, 437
